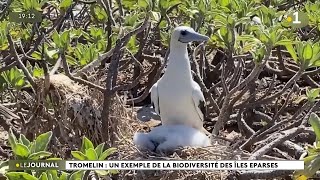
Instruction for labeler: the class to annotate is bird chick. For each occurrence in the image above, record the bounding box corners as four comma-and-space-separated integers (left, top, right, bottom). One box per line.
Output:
133, 124, 211, 154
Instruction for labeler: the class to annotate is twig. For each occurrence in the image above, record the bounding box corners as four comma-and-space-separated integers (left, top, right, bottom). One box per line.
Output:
249, 126, 305, 160
126, 51, 168, 104
228, 59, 243, 90
240, 100, 312, 150
221, 61, 229, 95
73, 48, 115, 76
252, 110, 272, 123
232, 170, 293, 180
0, 61, 16, 73
272, 148, 295, 160
102, 14, 150, 144
237, 109, 255, 137
60, 54, 105, 91
245, 67, 303, 109
212, 51, 269, 135
98, 0, 116, 25
7, 34, 36, 89
278, 140, 305, 159
272, 83, 297, 122
191, 44, 220, 114
113, 48, 144, 91
304, 75, 320, 87
300, 100, 320, 126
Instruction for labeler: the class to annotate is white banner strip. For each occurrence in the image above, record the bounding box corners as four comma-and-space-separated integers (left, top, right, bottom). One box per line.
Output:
65, 160, 304, 170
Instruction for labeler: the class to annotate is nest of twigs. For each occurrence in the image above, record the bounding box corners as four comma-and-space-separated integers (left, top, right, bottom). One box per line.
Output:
26, 74, 244, 179
113, 110, 241, 180
20, 74, 105, 157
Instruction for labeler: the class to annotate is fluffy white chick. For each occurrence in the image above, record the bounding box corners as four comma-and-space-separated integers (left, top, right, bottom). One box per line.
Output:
133, 124, 211, 153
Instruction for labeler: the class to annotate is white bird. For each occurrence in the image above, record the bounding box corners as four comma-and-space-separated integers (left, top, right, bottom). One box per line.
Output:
133, 125, 211, 153
150, 26, 210, 135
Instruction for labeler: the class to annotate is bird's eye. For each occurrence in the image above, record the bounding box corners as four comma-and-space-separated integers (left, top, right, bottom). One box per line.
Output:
180, 30, 188, 36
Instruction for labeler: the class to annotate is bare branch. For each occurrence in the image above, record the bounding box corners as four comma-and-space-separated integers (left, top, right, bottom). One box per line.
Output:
102, 14, 150, 143
60, 54, 105, 91
249, 126, 305, 160
113, 48, 144, 91
7, 34, 36, 89
73, 48, 115, 76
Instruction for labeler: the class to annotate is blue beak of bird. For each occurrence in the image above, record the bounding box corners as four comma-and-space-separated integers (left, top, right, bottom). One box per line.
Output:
179, 30, 209, 43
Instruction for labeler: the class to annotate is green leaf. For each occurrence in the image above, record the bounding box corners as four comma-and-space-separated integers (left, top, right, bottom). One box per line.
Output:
60, 0, 72, 9
39, 172, 48, 180
89, 27, 104, 41
45, 48, 59, 59
66, 55, 78, 66
30, 131, 52, 153
275, 39, 294, 46
31, 51, 42, 60
9, 68, 15, 82
6, 172, 38, 180
91, 5, 108, 22
0, 160, 9, 169
22, 0, 32, 10
306, 88, 320, 102
0, 161, 8, 177
108, 169, 119, 175
19, 134, 30, 147
59, 172, 68, 180
85, 148, 98, 160
52, 30, 61, 48
33, 67, 44, 78
297, 42, 305, 62
71, 151, 87, 160
285, 44, 298, 62
303, 43, 313, 61
314, 59, 320, 67
127, 36, 138, 54
122, 0, 138, 9
95, 170, 110, 176
60, 30, 70, 48
198, 0, 206, 14
95, 143, 105, 158
295, 155, 320, 179
309, 113, 320, 144
81, 137, 94, 152
138, 0, 149, 9
98, 147, 117, 160
8, 128, 18, 149
219, 0, 230, 7
28, 151, 52, 160
68, 170, 84, 180
159, 0, 169, 10
47, 158, 62, 161
47, 170, 58, 180
15, 78, 25, 89
12, 143, 30, 158
310, 43, 320, 66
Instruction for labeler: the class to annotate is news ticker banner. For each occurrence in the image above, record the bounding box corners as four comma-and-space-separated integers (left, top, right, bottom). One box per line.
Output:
8, 160, 304, 171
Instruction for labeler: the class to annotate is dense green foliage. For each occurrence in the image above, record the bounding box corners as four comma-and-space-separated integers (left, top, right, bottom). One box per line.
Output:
1, 0, 320, 179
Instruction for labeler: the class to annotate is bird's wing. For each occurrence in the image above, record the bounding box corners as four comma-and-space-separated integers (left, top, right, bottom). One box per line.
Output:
191, 82, 207, 121
150, 82, 160, 115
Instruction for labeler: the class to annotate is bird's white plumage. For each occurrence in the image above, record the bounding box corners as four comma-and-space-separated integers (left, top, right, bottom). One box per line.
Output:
133, 125, 211, 153
150, 83, 160, 115
150, 26, 208, 132
191, 81, 206, 121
